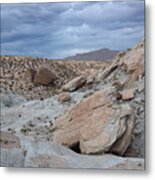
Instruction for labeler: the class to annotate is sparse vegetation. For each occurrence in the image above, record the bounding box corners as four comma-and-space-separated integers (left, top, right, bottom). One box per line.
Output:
20, 127, 31, 134
27, 121, 35, 127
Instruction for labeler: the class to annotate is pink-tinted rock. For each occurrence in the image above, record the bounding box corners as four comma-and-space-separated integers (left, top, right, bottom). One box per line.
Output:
58, 92, 70, 103
121, 89, 135, 100
61, 76, 86, 92
52, 90, 134, 154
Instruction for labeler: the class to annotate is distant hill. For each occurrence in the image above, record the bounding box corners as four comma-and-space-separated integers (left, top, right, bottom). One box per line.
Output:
64, 48, 120, 61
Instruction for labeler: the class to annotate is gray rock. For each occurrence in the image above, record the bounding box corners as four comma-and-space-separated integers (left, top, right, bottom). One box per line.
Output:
1, 92, 27, 109
1, 93, 12, 107
0, 134, 144, 169
1, 96, 69, 142
1, 148, 25, 167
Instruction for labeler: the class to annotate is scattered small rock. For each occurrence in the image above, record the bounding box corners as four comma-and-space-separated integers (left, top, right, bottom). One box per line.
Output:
58, 92, 71, 103
121, 89, 135, 100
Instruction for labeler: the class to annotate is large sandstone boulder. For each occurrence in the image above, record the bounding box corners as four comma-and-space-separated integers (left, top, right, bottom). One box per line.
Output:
34, 68, 57, 85
80, 104, 134, 154
61, 76, 86, 92
52, 90, 135, 155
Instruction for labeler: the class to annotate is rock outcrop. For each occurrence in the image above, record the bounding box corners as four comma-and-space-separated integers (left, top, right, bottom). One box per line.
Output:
52, 90, 135, 155
52, 40, 145, 157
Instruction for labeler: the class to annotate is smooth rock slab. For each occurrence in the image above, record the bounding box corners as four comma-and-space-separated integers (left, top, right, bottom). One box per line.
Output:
1, 148, 25, 167
0, 134, 144, 169
0, 132, 25, 167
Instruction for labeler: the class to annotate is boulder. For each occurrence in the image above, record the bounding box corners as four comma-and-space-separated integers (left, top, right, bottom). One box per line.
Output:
61, 76, 86, 92
34, 68, 57, 85
58, 92, 71, 103
120, 89, 135, 100
52, 90, 135, 155
95, 63, 118, 82
80, 104, 134, 154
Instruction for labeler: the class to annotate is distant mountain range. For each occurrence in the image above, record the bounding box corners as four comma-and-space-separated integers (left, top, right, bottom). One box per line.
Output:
64, 48, 120, 61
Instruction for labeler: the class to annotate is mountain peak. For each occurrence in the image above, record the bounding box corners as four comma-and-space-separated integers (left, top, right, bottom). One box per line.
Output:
64, 48, 120, 61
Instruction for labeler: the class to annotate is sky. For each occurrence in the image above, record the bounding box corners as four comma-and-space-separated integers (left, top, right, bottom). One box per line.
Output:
1, 1, 144, 59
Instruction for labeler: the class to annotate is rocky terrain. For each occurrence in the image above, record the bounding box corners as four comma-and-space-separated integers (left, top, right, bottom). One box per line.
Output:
0, 40, 145, 169
64, 48, 119, 61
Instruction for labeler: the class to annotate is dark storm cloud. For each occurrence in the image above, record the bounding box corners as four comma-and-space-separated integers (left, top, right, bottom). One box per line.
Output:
1, 1, 144, 59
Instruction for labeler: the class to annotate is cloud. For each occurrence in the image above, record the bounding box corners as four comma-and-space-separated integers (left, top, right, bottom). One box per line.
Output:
1, 1, 144, 59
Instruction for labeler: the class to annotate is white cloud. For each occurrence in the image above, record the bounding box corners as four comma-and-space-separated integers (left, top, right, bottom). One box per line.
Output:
1, 1, 144, 58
